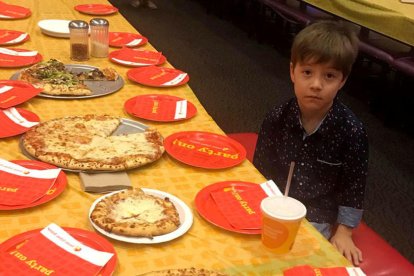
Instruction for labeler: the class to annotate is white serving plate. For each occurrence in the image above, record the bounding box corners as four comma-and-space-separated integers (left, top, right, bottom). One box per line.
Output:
38, 19, 71, 38
89, 188, 194, 244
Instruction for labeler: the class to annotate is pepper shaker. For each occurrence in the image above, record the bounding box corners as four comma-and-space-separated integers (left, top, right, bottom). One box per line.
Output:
69, 20, 89, 61
90, 18, 109, 58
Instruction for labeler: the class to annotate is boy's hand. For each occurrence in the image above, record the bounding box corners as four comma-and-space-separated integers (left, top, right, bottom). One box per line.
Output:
330, 224, 363, 266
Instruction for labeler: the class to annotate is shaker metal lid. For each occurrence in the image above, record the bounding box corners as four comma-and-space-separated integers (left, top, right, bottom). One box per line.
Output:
90, 18, 109, 26
69, 20, 89, 29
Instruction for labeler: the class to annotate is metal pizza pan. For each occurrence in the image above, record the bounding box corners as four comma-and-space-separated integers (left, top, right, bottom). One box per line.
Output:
19, 118, 150, 173
10, 64, 124, 99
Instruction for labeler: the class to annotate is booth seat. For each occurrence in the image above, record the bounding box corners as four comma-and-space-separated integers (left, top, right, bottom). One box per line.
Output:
227, 132, 414, 276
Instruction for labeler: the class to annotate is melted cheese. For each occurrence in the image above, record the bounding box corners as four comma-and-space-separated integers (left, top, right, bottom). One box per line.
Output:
113, 197, 166, 223
79, 133, 156, 159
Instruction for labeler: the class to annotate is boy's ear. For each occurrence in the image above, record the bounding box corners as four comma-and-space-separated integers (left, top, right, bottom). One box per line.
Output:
339, 76, 348, 90
289, 62, 295, 83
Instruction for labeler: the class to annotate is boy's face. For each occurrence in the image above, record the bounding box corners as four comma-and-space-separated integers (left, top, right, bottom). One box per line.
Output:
290, 60, 347, 114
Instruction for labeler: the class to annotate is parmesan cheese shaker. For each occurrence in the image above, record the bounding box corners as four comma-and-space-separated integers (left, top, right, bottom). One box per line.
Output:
69, 20, 89, 61
90, 18, 109, 58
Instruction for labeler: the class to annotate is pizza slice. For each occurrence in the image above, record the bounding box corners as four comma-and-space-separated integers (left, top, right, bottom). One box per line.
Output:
77, 67, 119, 81
90, 188, 181, 238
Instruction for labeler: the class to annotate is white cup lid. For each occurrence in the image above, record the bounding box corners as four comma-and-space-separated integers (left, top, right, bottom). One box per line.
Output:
261, 196, 307, 220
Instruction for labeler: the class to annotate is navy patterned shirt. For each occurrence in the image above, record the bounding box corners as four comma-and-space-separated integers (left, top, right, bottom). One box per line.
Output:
253, 98, 368, 226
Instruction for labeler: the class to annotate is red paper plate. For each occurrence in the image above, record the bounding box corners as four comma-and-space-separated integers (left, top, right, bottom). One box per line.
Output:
0, 160, 67, 210
0, 227, 117, 276
195, 181, 261, 234
0, 2, 31, 19
109, 48, 166, 67
164, 131, 246, 169
74, 4, 118, 15
0, 47, 42, 68
0, 80, 42, 108
0, 108, 40, 138
127, 66, 189, 87
109, 32, 148, 48
0, 30, 29, 46
124, 94, 197, 122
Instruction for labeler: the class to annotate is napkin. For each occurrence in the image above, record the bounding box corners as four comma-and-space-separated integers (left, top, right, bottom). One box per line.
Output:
210, 180, 282, 230
112, 48, 162, 66
0, 31, 28, 45
129, 66, 186, 86
0, 108, 39, 137
0, 47, 37, 56
174, 100, 188, 119
0, 85, 12, 94
284, 265, 366, 276
79, 171, 132, 193
0, 1, 31, 19
126, 38, 143, 47
0, 48, 39, 67
0, 158, 60, 206
131, 95, 188, 120
162, 73, 187, 86
5, 33, 28, 44
0, 81, 43, 109
0, 223, 114, 276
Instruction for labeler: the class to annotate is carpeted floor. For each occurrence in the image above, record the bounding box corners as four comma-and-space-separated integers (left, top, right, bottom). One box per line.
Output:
109, 0, 414, 263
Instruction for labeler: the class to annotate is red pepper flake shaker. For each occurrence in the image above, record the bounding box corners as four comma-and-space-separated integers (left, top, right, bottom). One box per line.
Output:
69, 20, 89, 61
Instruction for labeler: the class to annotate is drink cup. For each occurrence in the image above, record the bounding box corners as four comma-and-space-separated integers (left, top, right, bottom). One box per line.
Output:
260, 196, 307, 254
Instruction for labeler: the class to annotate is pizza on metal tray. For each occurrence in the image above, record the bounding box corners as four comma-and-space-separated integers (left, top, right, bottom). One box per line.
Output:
22, 114, 164, 171
90, 188, 181, 238
18, 59, 118, 96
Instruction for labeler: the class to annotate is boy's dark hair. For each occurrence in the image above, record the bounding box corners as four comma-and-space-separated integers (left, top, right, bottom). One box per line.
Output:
291, 20, 359, 78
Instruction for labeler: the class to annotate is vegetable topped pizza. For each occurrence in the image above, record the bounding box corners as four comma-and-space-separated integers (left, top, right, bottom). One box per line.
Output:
18, 59, 119, 96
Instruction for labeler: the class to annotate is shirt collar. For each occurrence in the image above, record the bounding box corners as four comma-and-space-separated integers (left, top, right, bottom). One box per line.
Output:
317, 98, 342, 136
290, 98, 341, 137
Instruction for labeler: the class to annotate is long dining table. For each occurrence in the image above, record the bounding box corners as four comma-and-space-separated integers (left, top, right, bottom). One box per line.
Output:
303, 0, 414, 47
0, 0, 352, 275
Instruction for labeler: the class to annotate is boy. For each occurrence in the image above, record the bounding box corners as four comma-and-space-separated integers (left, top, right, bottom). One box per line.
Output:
253, 21, 368, 266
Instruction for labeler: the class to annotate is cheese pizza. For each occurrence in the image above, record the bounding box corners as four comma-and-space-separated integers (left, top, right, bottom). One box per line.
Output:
90, 188, 181, 238
22, 114, 165, 171
18, 59, 118, 96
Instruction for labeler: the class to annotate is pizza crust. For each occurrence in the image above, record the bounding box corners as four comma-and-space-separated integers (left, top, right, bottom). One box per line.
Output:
137, 268, 229, 276
22, 114, 165, 171
90, 188, 181, 238
41, 83, 91, 96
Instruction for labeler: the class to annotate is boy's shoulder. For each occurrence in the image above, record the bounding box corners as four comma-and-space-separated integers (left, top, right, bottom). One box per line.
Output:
266, 98, 297, 120
334, 100, 365, 127
330, 99, 367, 138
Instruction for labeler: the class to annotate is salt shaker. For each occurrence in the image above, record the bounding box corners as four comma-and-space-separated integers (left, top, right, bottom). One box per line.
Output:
69, 20, 89, 61
90, 18, 109, 58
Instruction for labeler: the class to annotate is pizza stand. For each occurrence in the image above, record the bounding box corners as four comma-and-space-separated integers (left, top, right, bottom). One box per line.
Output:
0, 0, 352, 275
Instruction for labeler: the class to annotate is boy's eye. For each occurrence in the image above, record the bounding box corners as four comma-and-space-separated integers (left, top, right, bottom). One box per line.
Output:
326, 73, 336, 79
302, 70, 311, 76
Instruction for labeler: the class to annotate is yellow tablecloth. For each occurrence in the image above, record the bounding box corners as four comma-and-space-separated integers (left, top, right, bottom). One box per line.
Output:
0, 0, 350, 275
304, 0, 414, 46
